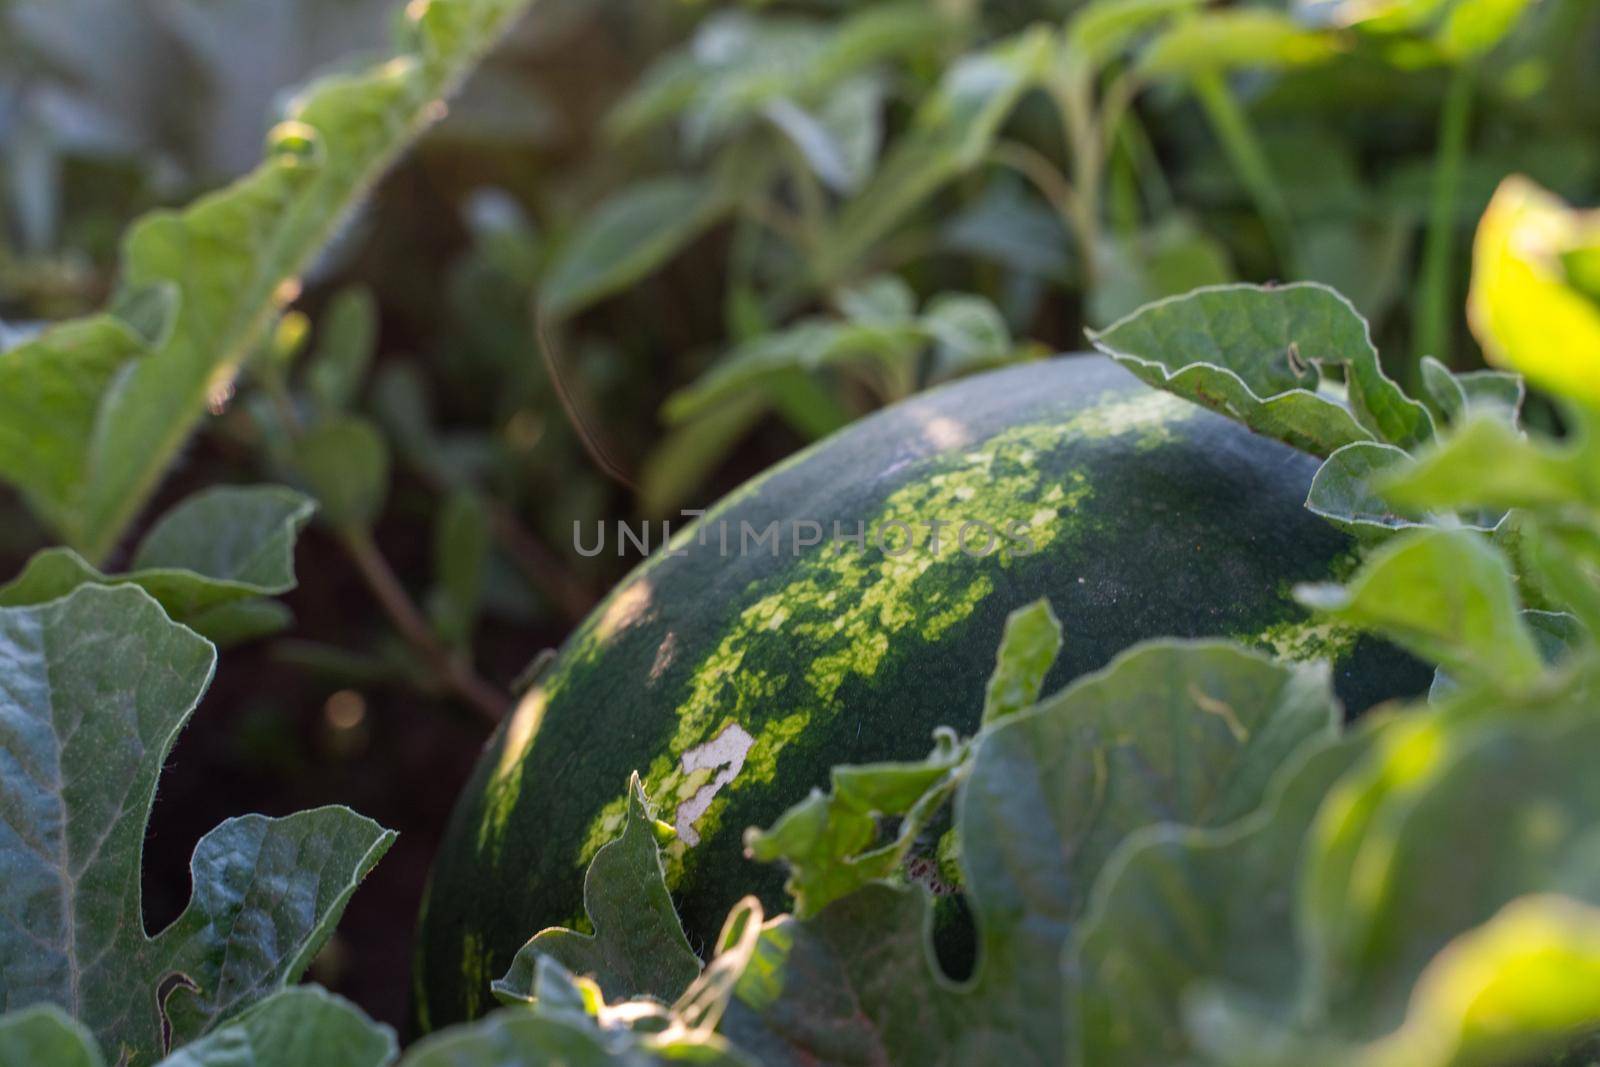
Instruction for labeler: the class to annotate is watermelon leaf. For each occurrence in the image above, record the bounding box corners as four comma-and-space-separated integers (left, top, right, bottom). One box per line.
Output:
1240, 714, 1600, 1066
1417, 355, 1524, 429
159, 987, 396, 1067
1090, 282, 1434, 456
0, 586, 395, 1063
815, 26, 1057, 284
415, 956, 754, 1066
1068, 729, 1374, 1067
539, 177, 733, 320
981, 597, 1064, 725
493, 774, 701, 1007
0, 1006, 103, 1067
0, 0, 538, 564
743, 728, 967, 918
1296, 528, 1544, 689
1381, 416, 1594, 514
722, 641, 1339, 1065
0, 485, 314, 646
1304, 442, 1431, 538
290, 415, 392, 530
1073, 707, 1600, 1067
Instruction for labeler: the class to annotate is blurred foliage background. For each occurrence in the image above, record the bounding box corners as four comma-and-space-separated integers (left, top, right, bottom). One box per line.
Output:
2, 0, 1598, 1028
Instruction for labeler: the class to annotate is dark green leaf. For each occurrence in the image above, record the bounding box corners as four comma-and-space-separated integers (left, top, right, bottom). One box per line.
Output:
1305, 442, 1427, 537
494, 775, 700, 1006
292, 416, 391, 529
0, 1006, 103, 1067
1302, 715, 1600, 1050
724, 642, 1338, 1065
0, 586, 394, 1062
307, 287, 378, 415
0, 486, 313, 645
744, 729, 965, 918
540, 178, 729, 320
1069, 731, 1373, 1067
160, 987, 395, 1067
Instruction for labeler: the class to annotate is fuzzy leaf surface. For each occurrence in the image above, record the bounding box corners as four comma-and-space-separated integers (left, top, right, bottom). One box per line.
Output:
1091, 283, 1433, 456
0, 586, 394, 1062
0, 486, 314, 645
724, 642, 1339, 1065
494, 775, 700, 1006
0, 0, 536, 562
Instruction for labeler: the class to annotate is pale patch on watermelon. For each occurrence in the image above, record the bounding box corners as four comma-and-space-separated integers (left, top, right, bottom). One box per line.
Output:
675, 722, 756, 846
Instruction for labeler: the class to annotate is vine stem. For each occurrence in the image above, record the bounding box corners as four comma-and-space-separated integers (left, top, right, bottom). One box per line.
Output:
1192, 71, 1295, 269
1413, 64, 1474, 366
337, 525, 510, 725
482, 500, 593, 625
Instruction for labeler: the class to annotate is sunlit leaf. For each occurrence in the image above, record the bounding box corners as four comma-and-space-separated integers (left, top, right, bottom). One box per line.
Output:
1468, 177, 1600, 409
1297, 528, 1542, 687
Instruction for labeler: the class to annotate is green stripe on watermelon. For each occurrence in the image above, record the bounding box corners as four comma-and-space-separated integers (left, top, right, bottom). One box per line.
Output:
412, 355, 1430, 1030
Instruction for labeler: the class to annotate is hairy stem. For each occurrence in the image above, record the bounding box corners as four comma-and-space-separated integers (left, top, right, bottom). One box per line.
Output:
337, 525, 510, 725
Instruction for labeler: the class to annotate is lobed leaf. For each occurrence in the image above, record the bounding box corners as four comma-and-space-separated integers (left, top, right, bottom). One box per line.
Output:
743, 729, 966, 919
0, 586, 394, 1063
725, 642, 1339, 1065
494, 775, 701, 1007
1068, 730, 1374, 1066
1091, 283, 1434, 457
0, 486, 314, 646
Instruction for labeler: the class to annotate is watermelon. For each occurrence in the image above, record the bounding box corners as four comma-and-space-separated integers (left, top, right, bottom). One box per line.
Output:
412, 355, 1430, 1028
